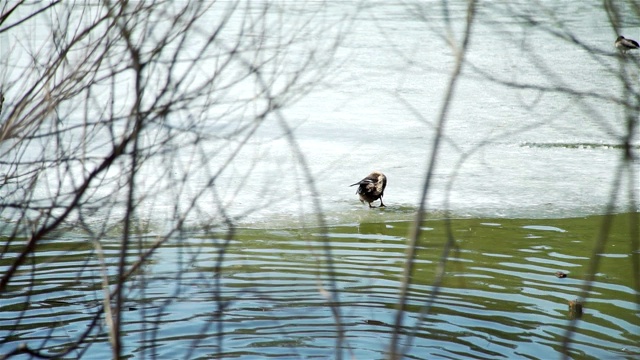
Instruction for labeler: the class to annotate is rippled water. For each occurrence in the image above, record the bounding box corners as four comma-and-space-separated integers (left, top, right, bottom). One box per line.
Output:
1, 214, 638, 359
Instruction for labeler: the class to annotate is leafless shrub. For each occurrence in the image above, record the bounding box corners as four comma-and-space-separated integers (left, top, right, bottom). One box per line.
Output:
0, 1, 348, 358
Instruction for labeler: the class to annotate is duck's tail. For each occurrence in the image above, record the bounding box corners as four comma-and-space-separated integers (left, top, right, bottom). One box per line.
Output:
350, 179, 372, 187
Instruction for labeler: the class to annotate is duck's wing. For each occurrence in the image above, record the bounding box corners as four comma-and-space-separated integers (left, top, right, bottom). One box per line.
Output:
350, 178, 374, 194
350, 175, 375, 187
620, 37, 640, 48
376, 175, 387, 195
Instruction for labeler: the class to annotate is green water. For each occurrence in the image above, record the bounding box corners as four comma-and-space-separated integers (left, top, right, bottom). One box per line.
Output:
0, 213, 638, 359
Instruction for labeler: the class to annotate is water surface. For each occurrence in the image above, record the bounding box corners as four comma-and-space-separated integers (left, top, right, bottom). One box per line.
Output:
1, 213, 638, 359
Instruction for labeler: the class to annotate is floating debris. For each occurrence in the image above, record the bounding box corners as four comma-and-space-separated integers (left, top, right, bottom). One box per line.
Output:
568, 299, 584, 319
555, 271, 567, 278
364, 319, 386, 326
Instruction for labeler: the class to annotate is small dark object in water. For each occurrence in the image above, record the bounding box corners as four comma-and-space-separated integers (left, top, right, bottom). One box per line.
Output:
568, 299, 583, 319
350, 171, 387, 208
555, 271, 567, 278
615, 35, 640, 54
364, 319, 386, 326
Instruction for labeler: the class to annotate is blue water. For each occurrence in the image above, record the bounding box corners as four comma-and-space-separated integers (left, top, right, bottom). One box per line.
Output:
2, 216, 639, 359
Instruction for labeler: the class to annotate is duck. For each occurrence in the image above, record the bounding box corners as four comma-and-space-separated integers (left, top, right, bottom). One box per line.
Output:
615, 35, 639, 53
350, 171, 387, 208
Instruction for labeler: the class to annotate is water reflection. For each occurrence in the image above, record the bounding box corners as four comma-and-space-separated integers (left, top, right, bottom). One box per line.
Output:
1, 213, 638, 359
